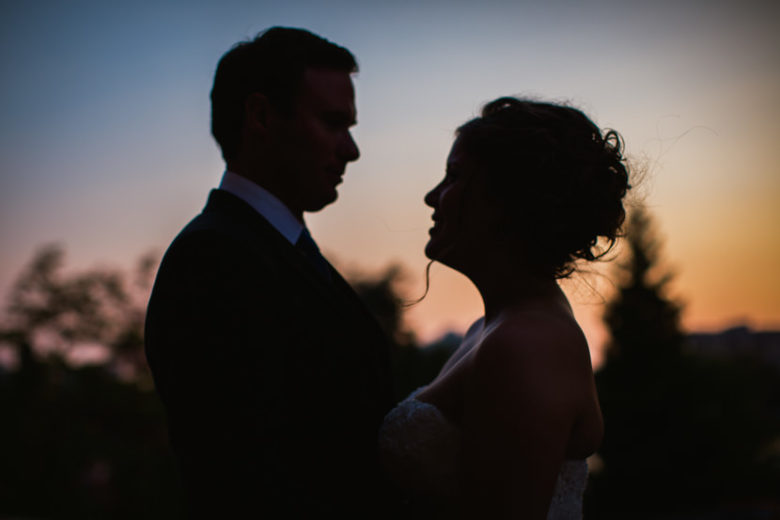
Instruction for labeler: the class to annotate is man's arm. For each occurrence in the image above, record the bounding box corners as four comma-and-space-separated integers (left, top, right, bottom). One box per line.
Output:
146, 230, 290, 516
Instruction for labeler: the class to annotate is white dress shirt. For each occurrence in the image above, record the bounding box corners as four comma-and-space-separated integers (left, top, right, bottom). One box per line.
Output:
218, 170, 304, 245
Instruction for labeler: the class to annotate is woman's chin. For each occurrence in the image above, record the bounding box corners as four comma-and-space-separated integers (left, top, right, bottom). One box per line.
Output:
424, 240, 451, 264
424, 240, 438, 261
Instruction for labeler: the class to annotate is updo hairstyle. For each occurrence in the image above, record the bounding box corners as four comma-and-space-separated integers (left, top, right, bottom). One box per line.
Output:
456, 97, 630, 278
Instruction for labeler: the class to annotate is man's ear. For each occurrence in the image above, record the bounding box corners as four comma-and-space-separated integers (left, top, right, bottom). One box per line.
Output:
244, 92, 272, 134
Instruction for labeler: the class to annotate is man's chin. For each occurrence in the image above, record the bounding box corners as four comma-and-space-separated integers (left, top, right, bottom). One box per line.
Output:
305, 191, 339, 213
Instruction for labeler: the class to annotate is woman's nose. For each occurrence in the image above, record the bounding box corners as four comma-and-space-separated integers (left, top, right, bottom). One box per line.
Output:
424, 185, 439, 208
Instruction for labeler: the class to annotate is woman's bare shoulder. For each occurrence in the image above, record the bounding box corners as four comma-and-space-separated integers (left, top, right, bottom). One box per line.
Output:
469, 310, 593, 409
480, 309, 588, 364
463, 316, 485, 340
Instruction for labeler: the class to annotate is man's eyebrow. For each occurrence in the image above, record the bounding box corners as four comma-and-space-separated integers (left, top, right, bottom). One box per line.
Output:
323, 110, 356, 126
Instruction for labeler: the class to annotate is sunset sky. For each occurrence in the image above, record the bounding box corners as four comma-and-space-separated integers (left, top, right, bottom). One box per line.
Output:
1, 1, 778, 361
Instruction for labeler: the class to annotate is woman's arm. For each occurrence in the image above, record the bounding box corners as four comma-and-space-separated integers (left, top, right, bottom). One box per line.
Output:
459, 317, 589, 518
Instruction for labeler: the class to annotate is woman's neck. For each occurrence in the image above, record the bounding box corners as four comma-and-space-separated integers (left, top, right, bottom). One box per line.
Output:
467, 263, 571, 324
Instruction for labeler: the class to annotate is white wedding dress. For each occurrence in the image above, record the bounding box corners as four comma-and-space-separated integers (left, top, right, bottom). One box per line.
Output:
379, 389, 588, 519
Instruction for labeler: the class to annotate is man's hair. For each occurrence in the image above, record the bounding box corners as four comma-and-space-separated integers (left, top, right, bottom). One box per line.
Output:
210, 27, 358, 162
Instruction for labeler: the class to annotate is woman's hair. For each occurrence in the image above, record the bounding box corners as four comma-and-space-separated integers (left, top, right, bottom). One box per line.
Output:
456, 96, 631, 279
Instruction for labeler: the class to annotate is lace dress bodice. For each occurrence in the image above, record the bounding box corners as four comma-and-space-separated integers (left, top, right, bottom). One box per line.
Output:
379, 390, 588, 519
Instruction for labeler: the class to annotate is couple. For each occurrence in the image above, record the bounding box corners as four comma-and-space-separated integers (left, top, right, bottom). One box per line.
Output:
144, 27, 629, 519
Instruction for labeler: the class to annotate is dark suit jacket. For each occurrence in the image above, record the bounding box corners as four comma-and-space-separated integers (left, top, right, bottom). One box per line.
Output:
145, 190, 395, 518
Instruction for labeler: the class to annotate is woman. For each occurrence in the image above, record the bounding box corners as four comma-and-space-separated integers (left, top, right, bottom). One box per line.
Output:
379, 97, 630, 518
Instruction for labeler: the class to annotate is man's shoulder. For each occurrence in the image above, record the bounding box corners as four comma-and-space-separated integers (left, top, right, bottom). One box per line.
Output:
154, 190, 292, 283
170, 190, 281, 250
180, 189, 264, 235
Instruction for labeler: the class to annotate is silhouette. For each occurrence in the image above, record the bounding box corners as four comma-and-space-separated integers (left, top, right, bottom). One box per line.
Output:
144, 28, 394, 518
379, 97, 630, 518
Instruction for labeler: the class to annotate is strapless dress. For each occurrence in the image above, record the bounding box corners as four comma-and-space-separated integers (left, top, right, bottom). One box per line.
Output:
379, 389, 588, 519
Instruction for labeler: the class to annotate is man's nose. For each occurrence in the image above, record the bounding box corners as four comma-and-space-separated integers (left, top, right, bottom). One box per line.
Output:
340, 131, 360, 162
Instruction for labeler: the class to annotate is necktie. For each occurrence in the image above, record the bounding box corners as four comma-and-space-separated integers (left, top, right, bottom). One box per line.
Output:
296, 228, 332, 282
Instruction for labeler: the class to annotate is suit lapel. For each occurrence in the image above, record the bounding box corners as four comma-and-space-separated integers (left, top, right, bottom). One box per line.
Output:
203, 190, 391, 377
203, 190, 345, 305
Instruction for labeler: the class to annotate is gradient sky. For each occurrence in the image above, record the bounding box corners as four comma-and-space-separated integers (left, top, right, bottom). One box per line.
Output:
2, 1, 779, 360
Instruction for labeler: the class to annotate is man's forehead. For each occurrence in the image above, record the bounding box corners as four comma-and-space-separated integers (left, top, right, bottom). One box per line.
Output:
299, 67, 355, 106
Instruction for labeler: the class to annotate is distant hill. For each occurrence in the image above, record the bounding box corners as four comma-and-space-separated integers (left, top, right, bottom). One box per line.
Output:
687, 326, 780, 368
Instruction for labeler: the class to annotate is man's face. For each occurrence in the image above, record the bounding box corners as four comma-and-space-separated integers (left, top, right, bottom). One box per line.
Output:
267, 67, 359, 219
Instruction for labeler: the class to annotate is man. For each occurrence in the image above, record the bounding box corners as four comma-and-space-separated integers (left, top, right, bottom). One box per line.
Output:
145, 27, 395, 518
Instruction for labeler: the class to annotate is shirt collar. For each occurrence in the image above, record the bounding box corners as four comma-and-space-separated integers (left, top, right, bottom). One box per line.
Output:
218, 170, 304, 245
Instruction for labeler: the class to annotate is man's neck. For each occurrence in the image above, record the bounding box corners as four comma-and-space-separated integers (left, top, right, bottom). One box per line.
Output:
225, 162, 304, 223
219, 170, 305, 244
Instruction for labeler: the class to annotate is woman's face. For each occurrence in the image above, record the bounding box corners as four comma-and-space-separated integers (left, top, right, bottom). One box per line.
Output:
424, 136, 498, 269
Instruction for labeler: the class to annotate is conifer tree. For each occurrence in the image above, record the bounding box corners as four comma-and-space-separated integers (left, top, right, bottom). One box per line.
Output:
602, 206, 686, 369
589, 206, 780, 516
590, 205, 690, 512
